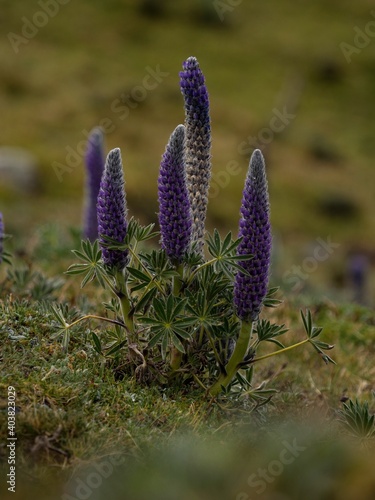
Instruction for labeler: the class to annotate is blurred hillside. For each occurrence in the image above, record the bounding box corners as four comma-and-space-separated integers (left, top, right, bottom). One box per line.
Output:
1, 0, 375, 299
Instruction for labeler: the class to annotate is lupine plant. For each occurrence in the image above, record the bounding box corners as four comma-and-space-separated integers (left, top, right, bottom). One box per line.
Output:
180, 56, 211, 254
83, 127, 105, 242
54, 56, 335, 399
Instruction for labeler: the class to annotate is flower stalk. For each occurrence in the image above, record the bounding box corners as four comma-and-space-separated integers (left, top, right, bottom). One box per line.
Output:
83, 127, 105, 242
180, 56, 211, 254
209, 321, 253, 396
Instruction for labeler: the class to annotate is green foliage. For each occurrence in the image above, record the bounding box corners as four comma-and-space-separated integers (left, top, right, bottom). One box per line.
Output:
338, 398, 375, 439
301, 309, 335, 365
54, 221, 334, 401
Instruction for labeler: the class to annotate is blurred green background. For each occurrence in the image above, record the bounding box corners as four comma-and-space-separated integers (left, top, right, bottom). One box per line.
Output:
1, 0, 374, 301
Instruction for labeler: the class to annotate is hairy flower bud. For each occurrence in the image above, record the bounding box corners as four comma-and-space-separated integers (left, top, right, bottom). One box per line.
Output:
158, 125, 192, 263
180, 56, 211, 253
234, 150, 272, 322
83, 127, 105, 242
97, 148, 128, 270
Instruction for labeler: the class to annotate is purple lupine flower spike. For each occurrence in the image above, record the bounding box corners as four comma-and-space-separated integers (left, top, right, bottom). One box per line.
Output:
234, 150, 272, 322
97, 148, 129, 270
158, 124, 192, 264
83, 127, 105, 242
0, 212, 4, 264
180, 56, 211, 253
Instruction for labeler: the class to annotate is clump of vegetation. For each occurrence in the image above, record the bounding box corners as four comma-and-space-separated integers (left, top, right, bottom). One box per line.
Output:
44, 57, 335, 402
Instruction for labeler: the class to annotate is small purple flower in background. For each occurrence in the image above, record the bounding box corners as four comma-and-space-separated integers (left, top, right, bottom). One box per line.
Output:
180, 56, 211, 253
83, 127, 105, 242
158, 124, 192, 264
234, 149, 272, 322
348, 252, 369, 304
97, 148, 129, 270
0, 212, 4, 264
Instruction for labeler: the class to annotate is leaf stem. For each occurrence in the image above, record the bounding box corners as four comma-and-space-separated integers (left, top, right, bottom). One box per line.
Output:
250, 339, 310, 364
169, 264, 184, 372
116, 271, 135, 343
67, 315, 126, 330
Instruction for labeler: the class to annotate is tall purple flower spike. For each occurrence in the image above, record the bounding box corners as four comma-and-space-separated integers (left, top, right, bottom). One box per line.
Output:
97, 148, 129, 270
0, 212, 4, 264
234, 150, 272, 322
83, 127, 105, 242
180, 56, 211, 254
158, 124, 192, 264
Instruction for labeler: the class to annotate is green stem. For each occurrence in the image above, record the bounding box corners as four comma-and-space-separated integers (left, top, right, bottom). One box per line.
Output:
67, 315, 126, 330
250, 339, 309, 364
169, 263, 184, 372
209, 321, 253, 397
116, 271, 135, 343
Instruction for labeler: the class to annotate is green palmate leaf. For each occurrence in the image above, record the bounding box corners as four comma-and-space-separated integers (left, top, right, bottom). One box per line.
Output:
301, 309, 313, 337
148, 330, 164, 348
205, 229, 253, 279
263, 287, 283, 308
134, 287, 158, 313
172, 317, 197, 329
1, 251, 12, 265
185, 290, 224, 330
134, 222, 159, 242
300, 309, 335, 365
161, 332, 169, 360
171, 333, 185, 353
124, 218, 159, 246
50, 327, 67, 340
139, 295, 196, 358
50, 304, 67, 327
255, 320, 288, 348
103, 298, 121, 315
139, 249, 178, 280
338, 399, 375, 438
91, 332, 102, 354
166, 294, 174, 319
138, 317, 164, 326
152, 297, 168, 321
67, 239, 107, 289
127, 266, 152, 283
80, 268, 96, 288
65, 263, 90, 276
62, 329, 70, 351
100, 234, 127, 251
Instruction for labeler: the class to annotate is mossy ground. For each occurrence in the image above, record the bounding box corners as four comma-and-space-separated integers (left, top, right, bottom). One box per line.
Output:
0, 236, 374, 498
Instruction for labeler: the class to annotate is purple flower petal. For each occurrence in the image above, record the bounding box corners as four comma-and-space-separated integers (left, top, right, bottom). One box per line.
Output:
97, 148, 129, 270
158, 125, 192, 263
234, 150, 272, 321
